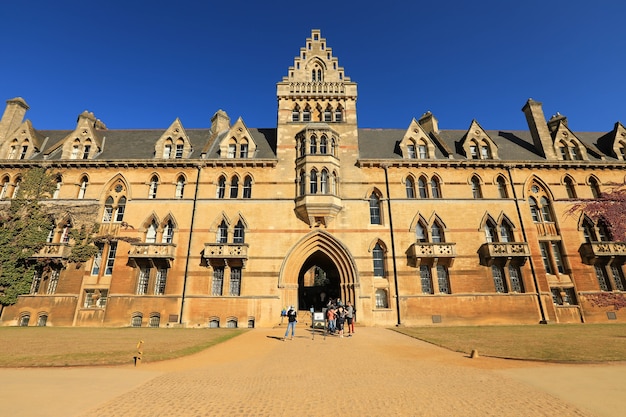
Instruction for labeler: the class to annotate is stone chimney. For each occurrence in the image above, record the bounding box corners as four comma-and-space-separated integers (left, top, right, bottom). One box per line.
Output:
0, 97, 29, 142
418, 111, 439, 134
521, 99, 557, 160
210, 110, 230, 136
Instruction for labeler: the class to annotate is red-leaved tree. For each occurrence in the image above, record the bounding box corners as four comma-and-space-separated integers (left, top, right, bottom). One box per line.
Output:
566, 187, 626, 242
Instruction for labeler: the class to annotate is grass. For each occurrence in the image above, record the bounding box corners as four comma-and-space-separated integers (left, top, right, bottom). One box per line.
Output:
393, 323, 626, 363
0, 327, 246, 367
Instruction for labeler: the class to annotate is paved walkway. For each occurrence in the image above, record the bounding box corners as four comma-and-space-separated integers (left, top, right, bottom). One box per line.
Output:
2, 326, 625, 417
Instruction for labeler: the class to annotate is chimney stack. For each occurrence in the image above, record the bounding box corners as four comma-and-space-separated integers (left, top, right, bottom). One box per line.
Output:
522, 99, 557, 160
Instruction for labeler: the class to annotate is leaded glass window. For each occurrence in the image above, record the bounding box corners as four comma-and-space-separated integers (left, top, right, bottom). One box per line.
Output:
230, 267, 242, 296
420, 265, 433, 294
492, 265, 507, 293
212, 267, 224, 296
437, 266, 450, 294
137, 267, 150, 295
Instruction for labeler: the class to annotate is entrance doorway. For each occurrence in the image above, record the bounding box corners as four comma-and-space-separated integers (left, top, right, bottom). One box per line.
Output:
298, 250, 340, 311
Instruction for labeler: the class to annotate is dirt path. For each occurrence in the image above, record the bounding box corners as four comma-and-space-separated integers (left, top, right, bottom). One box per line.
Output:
2, 327, 624, 417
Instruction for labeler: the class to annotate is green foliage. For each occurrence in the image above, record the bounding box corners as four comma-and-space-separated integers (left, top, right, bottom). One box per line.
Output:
68, 224, 100, 264
0, 168, 57, 305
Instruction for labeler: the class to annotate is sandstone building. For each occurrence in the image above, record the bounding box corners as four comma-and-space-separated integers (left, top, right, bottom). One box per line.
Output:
1, 30, 626, 328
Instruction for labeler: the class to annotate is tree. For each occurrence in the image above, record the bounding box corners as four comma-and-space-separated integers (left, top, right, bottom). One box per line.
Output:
0, 168, 57, 305
566, 187, 626, 242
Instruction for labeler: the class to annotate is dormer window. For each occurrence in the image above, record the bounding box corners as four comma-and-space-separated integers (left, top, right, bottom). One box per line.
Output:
406, 143, 416, 159
418, 144, 428, 159
239, 140, 249, 158
71, 144, 80, 159
481, 145, 491, 159
175, 140, 184, 158
19, 145, 28, 160
227, 142, 236, 158
8, 144, 17, 159
82, 145, 91, 159
469, 145, 478, 159
163, 143, 172, 159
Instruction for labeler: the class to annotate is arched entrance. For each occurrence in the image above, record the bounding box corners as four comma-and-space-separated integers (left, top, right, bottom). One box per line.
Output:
298, 251, 341, 311
279, 230, 358, 312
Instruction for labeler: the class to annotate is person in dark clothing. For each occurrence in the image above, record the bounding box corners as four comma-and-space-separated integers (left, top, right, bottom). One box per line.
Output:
283, 306, 297, 340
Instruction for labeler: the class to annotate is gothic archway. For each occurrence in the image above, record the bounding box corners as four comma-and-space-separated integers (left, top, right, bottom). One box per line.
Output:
279, 230, 358, 311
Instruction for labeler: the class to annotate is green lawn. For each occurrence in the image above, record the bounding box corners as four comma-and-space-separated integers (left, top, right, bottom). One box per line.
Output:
0, 327, 245, 367
393, 323, 626, 362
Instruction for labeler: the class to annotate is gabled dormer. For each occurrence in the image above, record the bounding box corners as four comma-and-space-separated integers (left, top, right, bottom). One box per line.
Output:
218, 117, 257, 159
606, 122, 626, 160
548, 114, 587, 161
155, 118, 192, 159
399, 119, 436, 159
0, 120, 46, 160
460, 120, 499, 160
45, 111, 105, 160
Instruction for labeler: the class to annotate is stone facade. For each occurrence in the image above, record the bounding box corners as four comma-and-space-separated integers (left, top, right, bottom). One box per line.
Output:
1, 29, 626, 328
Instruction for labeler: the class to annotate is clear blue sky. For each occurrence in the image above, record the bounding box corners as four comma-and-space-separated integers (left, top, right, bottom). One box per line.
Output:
1, 0, 625, 132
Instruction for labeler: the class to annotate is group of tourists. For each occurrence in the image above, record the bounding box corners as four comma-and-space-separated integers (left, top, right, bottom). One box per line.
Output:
325, 299, 355, 337
281, 298, 356, 340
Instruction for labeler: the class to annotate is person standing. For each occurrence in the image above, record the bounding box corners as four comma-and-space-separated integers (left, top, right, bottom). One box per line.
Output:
345, 302, 354, 336
284, 306, 297, 340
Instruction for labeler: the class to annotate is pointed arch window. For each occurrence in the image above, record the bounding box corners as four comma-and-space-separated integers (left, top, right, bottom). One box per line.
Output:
484, 219, 498, 243
597, 219, 611, 242
589, 177, 601, 198
239, 140, 249, 158
405, 177, 415, 199
233, 220, 245, 244
8, 142, 17, 159
302, 106, 311, 122
310, 136, 317, 154
299, 137, 306, 157
292, 105, 300, 122
496, 176, 508, 198
149, 176, 158, 199
243, 176, 252, 199
162, 220, 174, 244
175, 176, 185, 199
78, 176, 88, 199
431, 222, 444, 243
61, 221, 72, 244
330, 138, 336, 157
71, 142, 80, 159
227, 140, 236, 158
418, 142, 428, 159
529, 197, 540, 222
12, 177, 21, 199
103, 197, 114, 222
324, 106, 332, 122
310, 169, 318, 194
416, 222, 428, 242
320, 169, 329, 194
175, 139, 184, 158
369, 193, 381, 225
217, 220, 228, 244
582, 217, 597, 242
299, 170, 306, 196
334, 107, 343, 122
114, 197, 126, 222
230, 176, 239, 199
372, 243, 385, 277
320, 136, 327, 154
564, 177, 577, 199
406, 141, 416, 159
0, 177, 9, 199
20, 144, 28, 159
163, 143, 172, 159
539, 196, 553, 222
217, 176, 226, 199
418, 177, 428, 198
53, 177, 62, 199
471, 176, 482, 199
146, 220, 158, 243
480, 143, 492, 159
82, 142, 91, 159
499, 220, 514, 242
430, 177, 441, 199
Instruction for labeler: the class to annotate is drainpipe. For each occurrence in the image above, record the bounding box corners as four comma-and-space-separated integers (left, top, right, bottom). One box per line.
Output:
506, 165, 547, 324
382, 164, 401, 326
179, 164, 202, 325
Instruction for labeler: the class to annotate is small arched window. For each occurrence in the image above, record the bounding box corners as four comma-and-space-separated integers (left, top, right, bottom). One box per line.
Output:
0, 176, 9, 199
52, 176, 62, 199
430, 177, 441, 199
405, 177, 415, 199
484, 220, 498, 243
239, 139, 249, 158
149, 176, 158, 199
320, 169, 329, 194
582, 217, 597, 243
146, 220, 158, 243
299, 170, 306, 196
416, 222, 428, 242
406, 141, 416, 159
499, 220, 514, 242
292, 105, 300, 122
175, 176, 185, 199
471, 176, 482, 199
163, 140, 172, 158
431, 222, 443, 243
234, 220, 245, 244
217, 220, 228, 244
539, 196, 553, 222
369, 193, 381, 225
175, 139, 184, 158
564, 177, 577, 199
310, 136, 317, 154
162, 220, 174, 244
103, 196, 114, 222
418, 177, 428, 199
243, 176, 252, 199
310, 169, 318, 194
496, 176, 508, 198
529, 197, 540, 222
589, 177, 601, 198
12, 177, 21, 198
320, 136, 327, 154
418, 142, 428, 159
375, 289, 389, 308
217, 176, 226, 199
303, 106, 311, 122
78, 176, 88, 199
299, 137, 306, 157
330, 138, 336, 157
372, 243, 385, 277
230, 176, 239, 199
114, 196, 126, 222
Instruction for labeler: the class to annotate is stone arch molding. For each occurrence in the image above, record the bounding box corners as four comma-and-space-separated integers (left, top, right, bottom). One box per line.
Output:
278, 230, 359, 289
